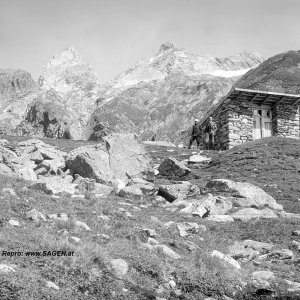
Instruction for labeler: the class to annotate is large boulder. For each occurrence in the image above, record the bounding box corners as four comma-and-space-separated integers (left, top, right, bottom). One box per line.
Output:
158, 157, 191, 178
205, 179, 283, 211
66, 133, 151, 184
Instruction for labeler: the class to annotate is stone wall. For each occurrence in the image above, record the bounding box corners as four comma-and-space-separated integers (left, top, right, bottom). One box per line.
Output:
272, 103, 300, 139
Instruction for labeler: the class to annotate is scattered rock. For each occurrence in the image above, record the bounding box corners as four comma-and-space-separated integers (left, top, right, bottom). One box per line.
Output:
21, 186, 28, 192
251, 270, 275, 289
164, 221, 175, 228
267, 249, 294, 260
69, 236, 80, 244
31, 176, 77, 195
98, 215, 110, 222
142, 228, 156, 237
284, 279, 300, 293
109, 258, 129, 279
92, 183, 114, 195
47, 213, 68, 222
16, 167, 37, 181
111, 178, 126, 193
148, 237, 159, 245
206, 215, 234, 222
26, 208, 46, 222
46, 280, 60, 291
172, 193, 231, 217
154, 244, 181, 260
230, 208, 278, 222
158, 181, 200, 202
168, 280, 176, 289
211, 250, 241, 269
291, 240, 300, 251
98, 233, 111, 240
243, 240, 274, 254
0, 264, 16, 273
229, 241, 259, 261
158, 157, 191, 178
292, 230, 300, 236
2, 188, 16, 196
118, 185, 143, 199
279, 212, 300, 219
75, 220, 91, 231
177, 222, 199, 237
188, 155, 211, 163
9, 219, 20, 227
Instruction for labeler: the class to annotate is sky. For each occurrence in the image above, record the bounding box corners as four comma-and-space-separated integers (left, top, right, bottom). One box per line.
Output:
0, 0, 299, 82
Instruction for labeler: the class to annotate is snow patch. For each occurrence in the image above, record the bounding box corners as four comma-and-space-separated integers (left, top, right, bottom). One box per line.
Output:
208, 68, 251, 78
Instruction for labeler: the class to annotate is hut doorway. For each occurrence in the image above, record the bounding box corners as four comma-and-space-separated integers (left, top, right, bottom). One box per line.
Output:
253, 108, 272, 140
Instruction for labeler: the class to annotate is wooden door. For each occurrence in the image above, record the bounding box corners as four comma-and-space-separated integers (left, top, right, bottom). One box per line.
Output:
253, 109, 272, 140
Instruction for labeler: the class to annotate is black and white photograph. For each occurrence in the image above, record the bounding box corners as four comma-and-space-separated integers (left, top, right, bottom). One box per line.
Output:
0, 0, 300, 299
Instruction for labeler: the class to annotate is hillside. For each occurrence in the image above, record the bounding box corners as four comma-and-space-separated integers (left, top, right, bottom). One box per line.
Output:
235, 50, 300, 94
92, 74, 235, 141
0, 136, 300, 299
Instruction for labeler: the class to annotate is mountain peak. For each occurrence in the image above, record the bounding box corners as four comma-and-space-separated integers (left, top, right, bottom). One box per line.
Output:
46, 46, 82, 68
159, 42, 177, 53
39, 46, 99, 92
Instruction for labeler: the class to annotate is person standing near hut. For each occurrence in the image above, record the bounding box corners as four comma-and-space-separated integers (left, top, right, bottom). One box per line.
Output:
205, 116, 216, 150
188, 118, 201, 149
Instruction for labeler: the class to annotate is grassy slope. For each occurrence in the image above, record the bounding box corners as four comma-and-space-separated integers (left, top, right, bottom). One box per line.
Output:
0, 136, 299, 299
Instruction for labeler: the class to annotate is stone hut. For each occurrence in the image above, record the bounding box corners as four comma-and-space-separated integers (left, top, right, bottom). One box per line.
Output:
199, 87, 300, 150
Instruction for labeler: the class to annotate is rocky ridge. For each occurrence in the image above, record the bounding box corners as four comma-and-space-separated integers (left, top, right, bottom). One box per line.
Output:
0, 44, 265, 141
92, 44, 264, 140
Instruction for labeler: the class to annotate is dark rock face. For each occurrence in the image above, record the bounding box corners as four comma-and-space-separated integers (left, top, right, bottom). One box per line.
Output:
0, 69, 35, 95
236, 50, 300, 94
0, 69, 36, 135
